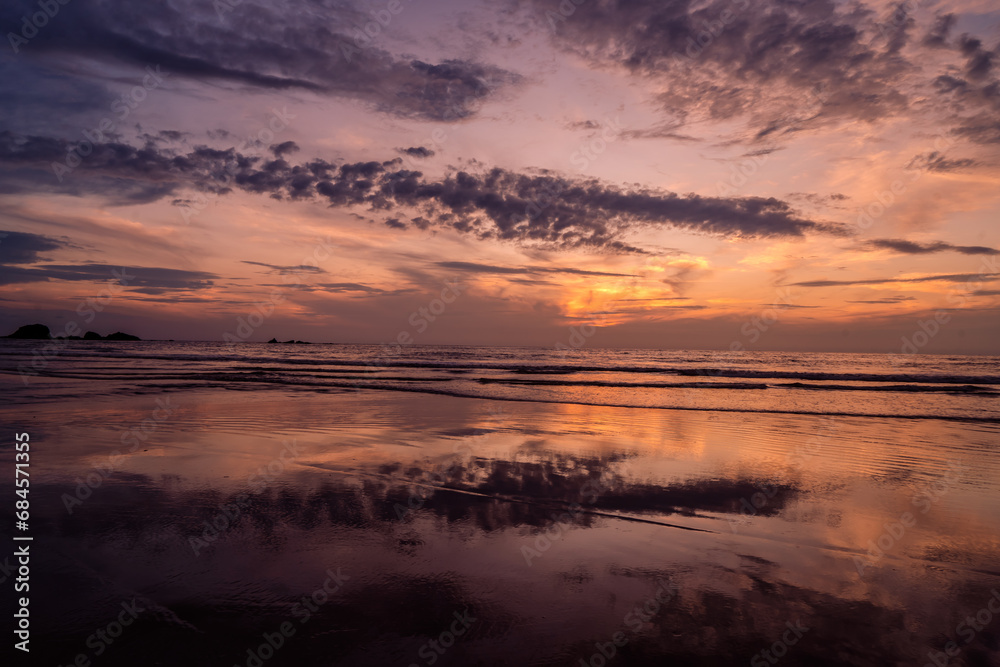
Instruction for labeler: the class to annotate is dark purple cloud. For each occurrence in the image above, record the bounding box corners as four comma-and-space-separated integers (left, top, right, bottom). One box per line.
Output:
0, 131, 850, 250
864, 239, 999, 255
0, 262, 217, 291
438, 261, 633, 277
509, 0, 1000, 144
242, 261, 326, 275
793, 273, 999, 288
0, 229, 70, 265
398, 147, 435, 158
0, 0, 519, 122
906, 152, 978, 172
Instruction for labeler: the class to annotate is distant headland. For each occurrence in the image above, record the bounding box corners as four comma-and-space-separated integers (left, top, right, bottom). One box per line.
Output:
2, 324, 315, 343
3, 324, 141, 341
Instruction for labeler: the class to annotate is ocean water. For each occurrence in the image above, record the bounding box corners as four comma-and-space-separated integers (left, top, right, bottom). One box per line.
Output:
3, 342, 999, 420
1, 342, 998, 666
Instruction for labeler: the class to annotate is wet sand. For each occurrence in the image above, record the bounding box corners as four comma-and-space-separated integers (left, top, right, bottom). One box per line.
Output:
3, 387, 998, 665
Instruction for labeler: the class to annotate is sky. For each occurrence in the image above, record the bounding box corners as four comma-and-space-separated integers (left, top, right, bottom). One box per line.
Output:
0, 0, 998, 353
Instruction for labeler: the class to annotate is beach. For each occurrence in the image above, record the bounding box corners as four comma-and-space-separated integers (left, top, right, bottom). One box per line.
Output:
1, 342, 998, 665
5, 0, 1000, 662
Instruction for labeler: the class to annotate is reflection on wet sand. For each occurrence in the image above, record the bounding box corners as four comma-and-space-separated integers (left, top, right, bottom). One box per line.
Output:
6, 389, 1000, 666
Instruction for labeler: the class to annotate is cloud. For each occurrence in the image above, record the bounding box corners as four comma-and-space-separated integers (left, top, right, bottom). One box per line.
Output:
139, 131, 190, 147
787, 192, 850, 208
275, 163, 847, 245
616, 297, 690, 302
242, 260, 326, 275
565, 120, 599, 131
792, 273, 1000, 287
0, 0, 520, 122
0, 131, 182, 204
847, 296, 917, 304
906, 152, 979, 172
437, 261, 634, 277
316, 282, 384, 293
922, 13, 956, 49
512, 0, 1000, 144
0, 263, 217, 290
0, 58, 114, 135
864, 239, 999, 255
269, 141, 300, 158
0, 131, 848, 250
928, 34, 1000, 144
260, 281, 388, 294
517, 0, 911, 134
0, 230, 71, 265
398, 147, 435, 158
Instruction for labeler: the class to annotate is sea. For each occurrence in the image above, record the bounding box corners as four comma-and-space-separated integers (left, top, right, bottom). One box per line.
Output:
4, 342, 999, 420
1, 342, 998, 666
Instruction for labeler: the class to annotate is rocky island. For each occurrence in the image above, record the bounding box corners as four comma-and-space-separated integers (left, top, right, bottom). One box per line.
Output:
3, 324, 141, 341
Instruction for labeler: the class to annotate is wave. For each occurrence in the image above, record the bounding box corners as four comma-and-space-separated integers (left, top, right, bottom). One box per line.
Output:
13, 364, 999, 394
2, 347, 997, 386
65, 377, 998, 423
3, 342, 998, 422
7, 369, 996, 422
475, 378, 998, 393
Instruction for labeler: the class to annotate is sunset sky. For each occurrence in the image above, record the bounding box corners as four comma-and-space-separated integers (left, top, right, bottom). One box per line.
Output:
1, 0, 998, 352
